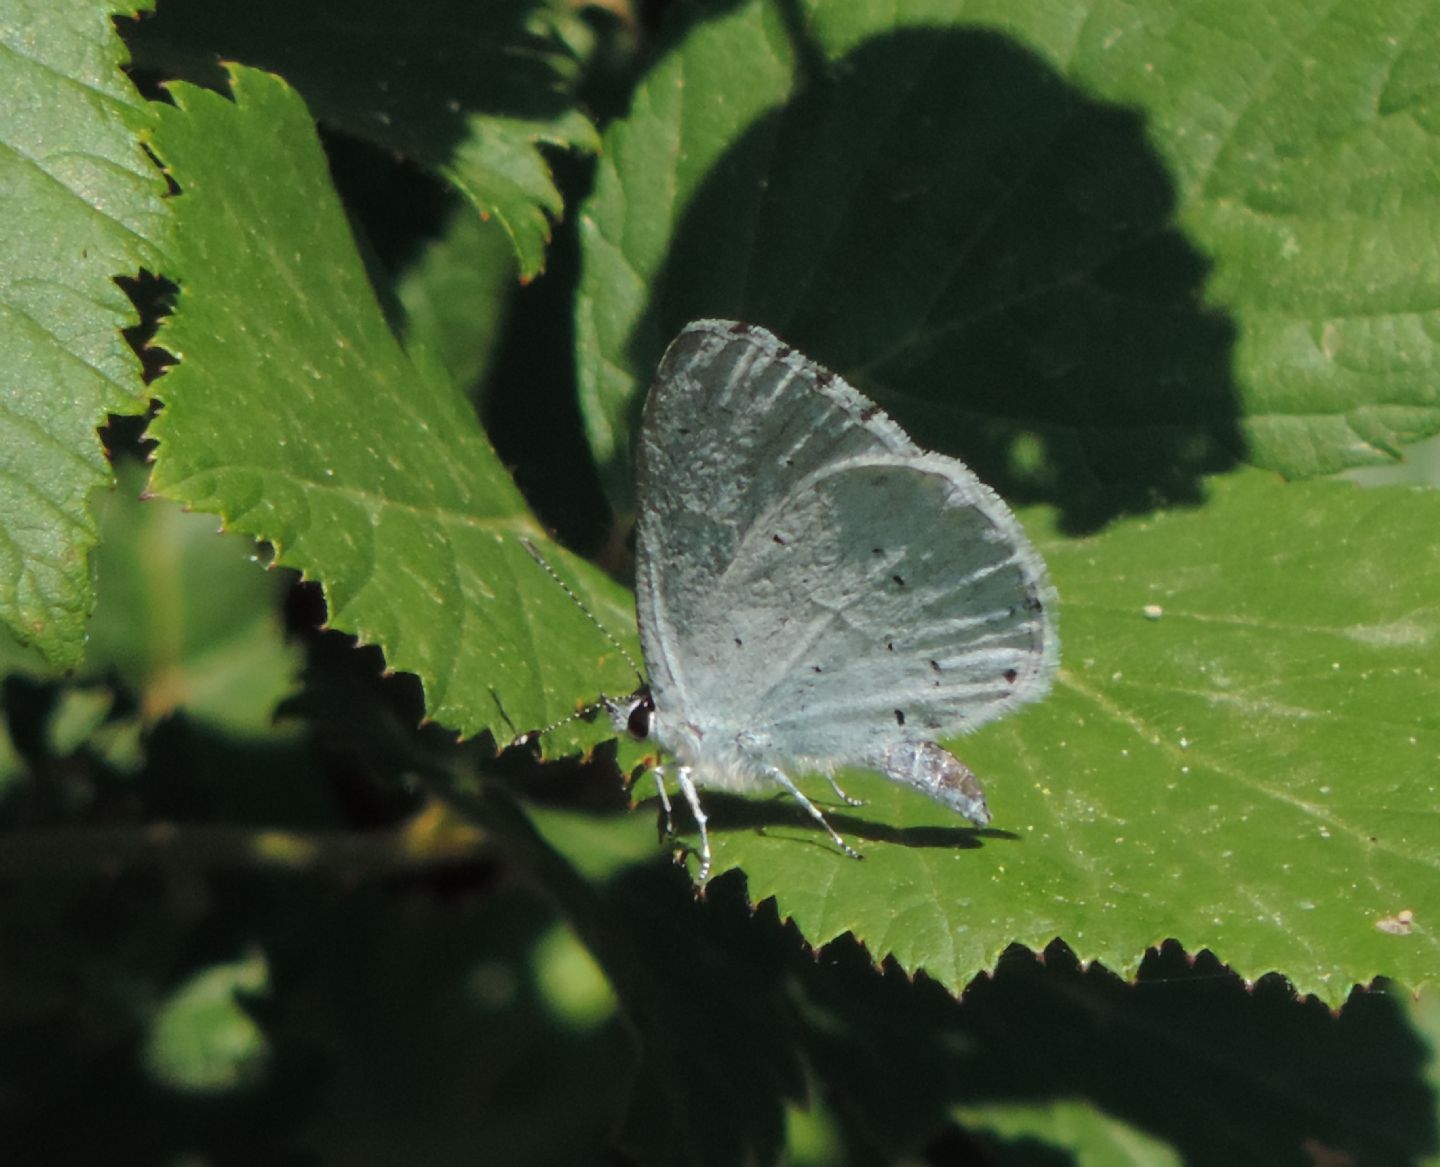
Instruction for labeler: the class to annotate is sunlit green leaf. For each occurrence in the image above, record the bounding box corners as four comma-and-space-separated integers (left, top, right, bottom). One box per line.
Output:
0, 0, 167, 664
146, 67, 637, 751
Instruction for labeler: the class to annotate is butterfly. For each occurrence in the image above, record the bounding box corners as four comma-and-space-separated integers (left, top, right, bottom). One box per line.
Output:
530, 320, 1057, 882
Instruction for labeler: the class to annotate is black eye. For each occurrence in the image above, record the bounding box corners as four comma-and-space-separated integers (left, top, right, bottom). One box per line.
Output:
627, 687, 655, 739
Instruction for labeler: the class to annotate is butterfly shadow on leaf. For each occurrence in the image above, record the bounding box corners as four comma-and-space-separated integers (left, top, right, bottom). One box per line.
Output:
641, 790, 1019, 862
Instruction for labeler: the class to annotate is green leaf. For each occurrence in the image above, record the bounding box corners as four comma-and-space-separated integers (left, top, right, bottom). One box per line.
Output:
576, 0, 798, 508
86, 460, 300, 737
45, 685, 112, 756
125, 0, 599, 280
576, 0, 1440, 518
563, 0, 1440, 1007
396, 204, 517, 395
142, 951, 271, 1094
956, 1099, 1182, 1167
0, 454, 296, 759
0, 0, 168, 665
146, 66, 637, 750
531, 920, 618, 1030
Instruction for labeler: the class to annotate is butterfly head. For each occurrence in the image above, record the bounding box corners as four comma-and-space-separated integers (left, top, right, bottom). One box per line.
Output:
601, 685, 655, 741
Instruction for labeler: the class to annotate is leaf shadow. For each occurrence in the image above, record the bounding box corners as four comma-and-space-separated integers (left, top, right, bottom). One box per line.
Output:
123, 0, 575, 149
810, 933, 1440, 1167
626, 20, 1243, 534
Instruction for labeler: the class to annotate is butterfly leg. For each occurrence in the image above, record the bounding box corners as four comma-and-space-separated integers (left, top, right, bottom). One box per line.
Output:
650, 765, 675, 840
672, 766, 713, 883
822, 772, 865, 807
763, 768, 862, 861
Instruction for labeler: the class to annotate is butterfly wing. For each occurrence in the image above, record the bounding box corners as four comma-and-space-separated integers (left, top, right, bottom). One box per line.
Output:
634, 320, 1057, 777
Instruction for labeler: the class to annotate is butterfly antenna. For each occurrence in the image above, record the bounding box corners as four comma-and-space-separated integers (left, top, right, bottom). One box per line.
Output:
518, 703, 596, 747
497, 686, 595, 749
519, 537, 644, 682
